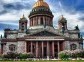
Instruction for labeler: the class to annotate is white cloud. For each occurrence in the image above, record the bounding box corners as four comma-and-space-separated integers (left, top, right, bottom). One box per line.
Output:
51, 6, 84, 38
2, 0, 22, 3
0, 13, 19, 21
2, 0, 35, 4
0, 5, 4, 13
0, 9, 31, 21
0, 22, 18, 26
49, 0, 84, 34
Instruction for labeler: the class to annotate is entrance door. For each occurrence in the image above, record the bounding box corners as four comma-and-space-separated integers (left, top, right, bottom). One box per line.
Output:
44, 47, 47, 57
55, 49, 58, 58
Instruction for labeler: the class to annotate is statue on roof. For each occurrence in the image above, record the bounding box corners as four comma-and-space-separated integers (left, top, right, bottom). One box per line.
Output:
75, 25, 79, 30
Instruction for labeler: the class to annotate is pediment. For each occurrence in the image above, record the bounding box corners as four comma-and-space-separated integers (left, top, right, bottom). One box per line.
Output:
29, 30, 60, 36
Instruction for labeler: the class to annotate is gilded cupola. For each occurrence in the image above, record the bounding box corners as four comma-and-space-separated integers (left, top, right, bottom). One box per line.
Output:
33, 0, 49, 8
28, 0, 54, 29
29, 0, 53, 18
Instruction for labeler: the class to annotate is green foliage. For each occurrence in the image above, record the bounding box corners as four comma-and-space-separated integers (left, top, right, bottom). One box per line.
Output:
59, 50, 84, 59
59, 53, 70, 60
0, 60, 84, 62
80, 52, 84, 58
17, 53, 33, 59
2, 52, 34, 60
71, 52, 84, 58
71, 53, 77, 58
0, 54, 3, 59
3, 52, 18, 59
18, 53, 28, 59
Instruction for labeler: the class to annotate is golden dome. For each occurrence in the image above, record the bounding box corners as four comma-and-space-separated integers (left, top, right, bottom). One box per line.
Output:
33, 0, 49, 8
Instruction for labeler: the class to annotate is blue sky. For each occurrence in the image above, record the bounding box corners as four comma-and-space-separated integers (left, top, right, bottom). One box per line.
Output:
0, 0, 84, 38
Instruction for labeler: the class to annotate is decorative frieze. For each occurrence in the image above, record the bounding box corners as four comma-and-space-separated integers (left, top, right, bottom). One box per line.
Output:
25, 36, 64, 41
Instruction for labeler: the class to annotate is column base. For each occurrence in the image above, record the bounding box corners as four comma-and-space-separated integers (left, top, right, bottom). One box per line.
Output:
47, 56, 49, 60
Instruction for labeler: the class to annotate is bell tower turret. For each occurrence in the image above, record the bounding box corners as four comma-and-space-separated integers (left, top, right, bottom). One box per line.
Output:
58, 15, 67, 31
19, 15, 27, 32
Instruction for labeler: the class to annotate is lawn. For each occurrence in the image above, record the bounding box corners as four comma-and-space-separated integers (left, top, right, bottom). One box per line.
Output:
0, 60, 84, 62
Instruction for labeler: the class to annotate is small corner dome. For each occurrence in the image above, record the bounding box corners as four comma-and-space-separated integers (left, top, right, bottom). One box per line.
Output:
20, 15, 27, 22
59, 15, 67, 22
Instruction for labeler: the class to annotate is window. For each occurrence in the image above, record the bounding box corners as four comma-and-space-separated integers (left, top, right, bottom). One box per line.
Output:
9, 44, 16, 51
70, 44, 77, 50
22, 25, 24, 28
22, 23, 24, 26
28, 45, 31, 52
40, 17, 43, 25
34, 9, 36, 11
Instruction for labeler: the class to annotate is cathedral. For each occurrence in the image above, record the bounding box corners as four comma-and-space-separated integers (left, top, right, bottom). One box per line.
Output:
0, 0, 83, 58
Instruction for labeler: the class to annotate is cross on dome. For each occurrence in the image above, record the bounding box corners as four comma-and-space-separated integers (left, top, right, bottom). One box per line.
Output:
22, 14, 24, 18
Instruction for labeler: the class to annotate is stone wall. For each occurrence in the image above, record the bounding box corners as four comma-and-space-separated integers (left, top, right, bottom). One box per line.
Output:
63, 41, 70, 50
3, 42, 17, 54
17, 41, 26, 53
63, 41, 80, 50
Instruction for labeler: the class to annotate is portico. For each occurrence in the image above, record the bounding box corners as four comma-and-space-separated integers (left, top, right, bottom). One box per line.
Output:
26, 36, 64, 58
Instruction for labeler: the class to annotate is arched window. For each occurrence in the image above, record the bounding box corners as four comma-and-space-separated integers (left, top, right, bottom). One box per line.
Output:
34, 9, 36, 11
40, 17, 43, 25
22, 23, 24, 25
70, 44, 77, 50
9, 44, 16, 51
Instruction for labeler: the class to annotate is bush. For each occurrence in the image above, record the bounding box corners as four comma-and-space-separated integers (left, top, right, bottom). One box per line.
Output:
0, 55, 3, 60
80, 51, 84, 58
17, 53, 34, 59
59, 53, 70, 60
71, 53, 77, 58
3, 52, 18, 59
2, 52, 34, 60
18, 53, 28, 59
59, 50, 84, 60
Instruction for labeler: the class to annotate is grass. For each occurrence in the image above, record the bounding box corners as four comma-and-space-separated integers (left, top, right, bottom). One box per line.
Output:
0, 60, 84, 62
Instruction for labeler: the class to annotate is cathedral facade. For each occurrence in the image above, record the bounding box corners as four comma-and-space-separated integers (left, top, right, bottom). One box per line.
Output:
0, 0, 83, 58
